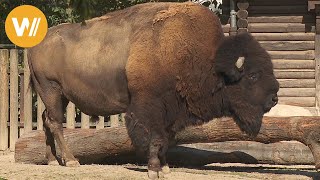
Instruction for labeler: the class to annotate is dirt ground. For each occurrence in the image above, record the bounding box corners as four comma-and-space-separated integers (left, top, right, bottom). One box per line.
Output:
0, 153, 319, 180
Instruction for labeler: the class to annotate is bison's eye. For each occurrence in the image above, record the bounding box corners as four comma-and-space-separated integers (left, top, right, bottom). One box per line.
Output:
248, 72, 259, 82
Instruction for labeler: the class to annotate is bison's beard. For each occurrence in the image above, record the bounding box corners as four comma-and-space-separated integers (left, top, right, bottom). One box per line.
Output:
229, 101, 264, 137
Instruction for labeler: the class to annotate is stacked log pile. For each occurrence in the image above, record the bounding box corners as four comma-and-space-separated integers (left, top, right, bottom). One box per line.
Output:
247, 0, 316, 107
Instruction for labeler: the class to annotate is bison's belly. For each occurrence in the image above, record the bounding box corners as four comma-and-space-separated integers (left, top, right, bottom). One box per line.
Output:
61, 73, 130, 116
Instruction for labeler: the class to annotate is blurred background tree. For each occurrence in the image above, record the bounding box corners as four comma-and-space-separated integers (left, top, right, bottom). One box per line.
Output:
1, 0, 190, 44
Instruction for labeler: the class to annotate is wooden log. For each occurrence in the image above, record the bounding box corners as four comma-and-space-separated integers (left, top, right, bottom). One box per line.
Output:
237, 10, 248, 19
237, 1, 249, 10
278, 97, 315, 107
274, 70, 315, 79
248, 6, 308, 14
252, 33, 315, 41
66, 102, 76, 129
272, 60, 315, 69
0, 49, 9, 151
23, 49, 33, 133
249, 23, 315, 33
278, 88, 315, 97
268, 50, 315, 60
237, 28, 248, 34
260, 41, 314, 51
248, 0, 307, 6
278, 79, 315, 88
248, 16, 315, 23
237, 19, 248, 28
81, 113, 90, 129
9, 49, 19, 151
14, 116, 320, 169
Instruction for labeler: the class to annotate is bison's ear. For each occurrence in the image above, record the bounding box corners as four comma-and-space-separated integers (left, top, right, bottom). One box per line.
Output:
214, 33, 253, 84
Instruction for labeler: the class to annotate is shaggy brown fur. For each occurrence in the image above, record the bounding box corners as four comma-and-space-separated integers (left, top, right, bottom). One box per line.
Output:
28, 2, 279, 178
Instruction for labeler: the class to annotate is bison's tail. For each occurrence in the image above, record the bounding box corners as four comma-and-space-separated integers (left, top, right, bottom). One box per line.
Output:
26, 49, 44, 98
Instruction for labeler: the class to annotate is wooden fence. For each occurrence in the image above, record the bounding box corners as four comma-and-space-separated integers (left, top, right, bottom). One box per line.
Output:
0, 48, 124, 151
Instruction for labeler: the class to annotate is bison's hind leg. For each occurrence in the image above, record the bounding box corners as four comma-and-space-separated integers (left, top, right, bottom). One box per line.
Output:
39, 84, 79, 167
42, 110, 59, 165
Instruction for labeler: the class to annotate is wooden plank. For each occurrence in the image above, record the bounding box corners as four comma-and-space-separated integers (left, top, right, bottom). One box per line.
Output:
272, 60, 315, 69
308, 1, 320, 11
237, 28, 248, 33
248, 16, 315, 23
0, 49, 9, 151
278, 88, 315, 97
260, 41, 314, 51
248, 0, 307, 6
278, 79, 315, 88
66, 102, 75, 129
19, 74, 25, 136
120, 113, 126, 126
278, 97, 315, 107
268, 50, 315, 60
248, 6, 308, 14
249, 23, 315, 33
222, 24, 230, 33
96, 116, 105, 130
36, 95, 45, 130
315, 14, 320, 113
81, 112, 90, 129
274, 70, 315, 79
9, 49, 19, 151
252, 33, 315, 41
23, 49, 32, 133
110, 115, 119, 127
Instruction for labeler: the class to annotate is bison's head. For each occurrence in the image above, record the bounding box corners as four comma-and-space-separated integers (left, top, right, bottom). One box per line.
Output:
214, 33, 279, 137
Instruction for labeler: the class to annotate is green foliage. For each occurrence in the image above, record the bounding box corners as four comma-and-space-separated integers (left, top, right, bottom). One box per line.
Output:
0, 0, 188, 44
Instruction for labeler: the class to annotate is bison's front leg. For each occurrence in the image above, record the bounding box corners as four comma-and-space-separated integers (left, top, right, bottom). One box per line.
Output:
125, 102, 170, 179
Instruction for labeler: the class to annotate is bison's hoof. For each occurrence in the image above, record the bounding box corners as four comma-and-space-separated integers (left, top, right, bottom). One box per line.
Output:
66, 160, 80, 167
48, 160, 59, 166
148, 170, 164, 179
162, 165, 170, 174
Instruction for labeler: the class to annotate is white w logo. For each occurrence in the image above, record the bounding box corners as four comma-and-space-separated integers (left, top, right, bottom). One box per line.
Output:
11, 17, 41, 37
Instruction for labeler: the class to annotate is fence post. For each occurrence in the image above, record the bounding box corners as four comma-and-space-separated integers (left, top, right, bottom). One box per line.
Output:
0, 50, 9, 151
110, 115, 119, 127
120, 113, 126, 125
81, 112, 90, 129
96, 116, 104, 129
23, 49, 33, 132
315, 5, 320, 115
66, 102, 76, 129
37, 94, 45, 130
9, 49, 19, 151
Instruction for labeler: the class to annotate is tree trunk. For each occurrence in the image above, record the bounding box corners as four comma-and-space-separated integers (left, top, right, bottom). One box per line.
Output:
15, 116, 320, 169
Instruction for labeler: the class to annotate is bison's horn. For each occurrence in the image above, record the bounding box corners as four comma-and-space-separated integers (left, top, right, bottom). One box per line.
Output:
235, 56, 245, 69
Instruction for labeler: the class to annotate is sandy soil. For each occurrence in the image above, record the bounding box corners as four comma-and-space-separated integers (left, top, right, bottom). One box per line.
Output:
0, 153, 319, 180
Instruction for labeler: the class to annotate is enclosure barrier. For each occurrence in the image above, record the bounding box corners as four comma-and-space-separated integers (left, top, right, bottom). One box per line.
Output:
0, 48, 124, 151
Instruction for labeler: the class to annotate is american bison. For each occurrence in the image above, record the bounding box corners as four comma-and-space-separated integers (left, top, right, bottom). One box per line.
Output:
28, 2, 279, 179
